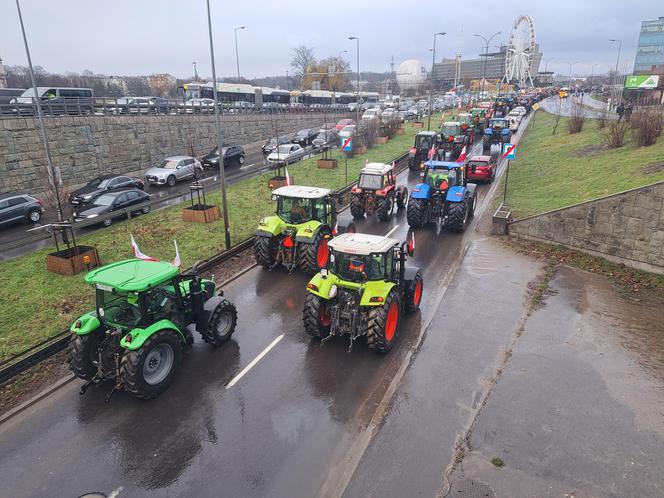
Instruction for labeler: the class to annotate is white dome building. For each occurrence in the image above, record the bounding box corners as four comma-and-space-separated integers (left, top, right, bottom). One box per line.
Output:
396, 59, 427, 92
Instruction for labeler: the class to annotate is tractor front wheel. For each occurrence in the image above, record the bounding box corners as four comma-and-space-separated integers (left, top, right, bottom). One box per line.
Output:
254, 236, 277, 268
350, 194, 365, 218
407, 198, 426, 228
396, 187, 408, 209
121, 330, 182, 399
482, 136, 491, 153
408, 156, 418, 171
300, 229, 331, 274
404, 271, 424, 313
446, 200, 468, 232
67, 330, 104, 381
303, 293, 332, 339
376, 193, 394, 222
202, 298, 238, 347
366, 289, 401, 353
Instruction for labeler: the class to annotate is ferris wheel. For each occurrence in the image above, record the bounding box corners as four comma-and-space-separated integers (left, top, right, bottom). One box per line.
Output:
504, 15, 536, 86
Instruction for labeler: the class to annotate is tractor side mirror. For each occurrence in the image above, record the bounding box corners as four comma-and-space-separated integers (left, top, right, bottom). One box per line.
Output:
271, 194, 278, 201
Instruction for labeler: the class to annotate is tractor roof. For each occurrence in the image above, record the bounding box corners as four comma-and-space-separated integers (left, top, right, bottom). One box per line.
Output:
416, 130, 437, 137
328, 232, 398, 256
272, 185, 332, 199
468, 155, 492, 162
424, 160, 463, 170
361, 162, 392, 175
457, 112, 471, 117
443, 121, 461, 126
85, 259, 179, 292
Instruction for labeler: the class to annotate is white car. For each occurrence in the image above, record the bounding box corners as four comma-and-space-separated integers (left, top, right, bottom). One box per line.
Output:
507, 115, 520, 132
507, 110, 522, 124
266, 144, 306, 165
144, 156, 203, 187
362, 108, 381, 120
513, 106, 527, 117
182, 98, 216, 114
381, 108, 397, 122
338, 125, 356, 140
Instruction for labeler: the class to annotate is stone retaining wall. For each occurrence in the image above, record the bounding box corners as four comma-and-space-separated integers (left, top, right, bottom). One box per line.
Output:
0, 111, 348, 194
508, 181, 664, 274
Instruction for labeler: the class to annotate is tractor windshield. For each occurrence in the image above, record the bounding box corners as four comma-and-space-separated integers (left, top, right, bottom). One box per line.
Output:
426, 170, 451, 190
95, 287, 143, 329
490, 119, 507, 129
414, 134, 434, 150
331, 251, 386, 282
358, 174, 383, 190
442, 124, 460, 136
278, 196, 313, 224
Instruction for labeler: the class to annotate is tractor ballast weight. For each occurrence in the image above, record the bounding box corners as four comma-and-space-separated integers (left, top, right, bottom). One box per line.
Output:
350, 162, 408, 221
482, 118, 512, 153
408, 131, 439, 171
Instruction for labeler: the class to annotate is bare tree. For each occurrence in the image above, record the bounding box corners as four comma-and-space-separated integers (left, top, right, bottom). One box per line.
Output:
290, 46, 316, 90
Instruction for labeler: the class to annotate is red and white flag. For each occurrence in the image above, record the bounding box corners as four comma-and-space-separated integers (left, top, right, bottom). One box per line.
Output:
284, 167, 292, 186
172, 240, 181, 267
131, 234, 158, 261
456, 145, 468, 163
409, 231, 415, 253
427, 146, 437, 160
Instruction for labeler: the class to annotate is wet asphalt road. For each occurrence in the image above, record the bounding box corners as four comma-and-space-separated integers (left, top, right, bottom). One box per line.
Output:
0, 129, 524, 497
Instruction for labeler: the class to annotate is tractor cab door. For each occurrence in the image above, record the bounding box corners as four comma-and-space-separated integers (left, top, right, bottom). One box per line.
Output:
313, 197, 329, 224
144, 279, 187, 328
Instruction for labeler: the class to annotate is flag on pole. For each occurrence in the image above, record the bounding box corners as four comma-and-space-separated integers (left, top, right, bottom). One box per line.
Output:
284, 167, 292, 186
172, 240, 181, 267
456, 145, 468, 163
131, 234, 158, 261
427, 146, 437, 160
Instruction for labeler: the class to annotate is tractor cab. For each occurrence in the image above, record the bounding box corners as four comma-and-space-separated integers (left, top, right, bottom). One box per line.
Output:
327, 233, 402, 284
357, 162, 395, 192
419, 160, 467, 190
271, 185, 333, 225
457, 113, 473, 134
441, 121, 462, 142
408, 131, 439, 171
487, 118, 509, 133
470, 108, 487, 133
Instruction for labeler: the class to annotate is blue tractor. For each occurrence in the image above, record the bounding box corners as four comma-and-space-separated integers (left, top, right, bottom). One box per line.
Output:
482, 117, 512, 153
406, 160, 477, 232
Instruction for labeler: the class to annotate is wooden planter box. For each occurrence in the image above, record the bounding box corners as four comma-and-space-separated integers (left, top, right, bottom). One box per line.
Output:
396, 127, 405, 135
46, 246, 100, 276
182, 204, 220, 223
356, 146, 367, 155
317, 158, 338, 169
268, 176, 294, 189
375, 136, 389, 144
412, 121, 424, 129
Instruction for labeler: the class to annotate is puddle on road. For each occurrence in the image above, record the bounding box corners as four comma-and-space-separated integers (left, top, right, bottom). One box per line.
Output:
464, 238, 502, 277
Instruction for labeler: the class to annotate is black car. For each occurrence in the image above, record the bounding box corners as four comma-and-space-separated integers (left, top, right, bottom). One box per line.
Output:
73, 189, 150, 227
201, 145, 246, 169
293, 128, 318, 147
262, 135, 291, 156
0, 193, 44, 227
69, 174, 144, 206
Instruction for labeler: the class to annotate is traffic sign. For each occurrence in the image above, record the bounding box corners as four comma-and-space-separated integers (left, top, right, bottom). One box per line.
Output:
625, 75, 659, 89
341, 136, 353, 152
531, 103, 540, 111
502, 143, 516, 160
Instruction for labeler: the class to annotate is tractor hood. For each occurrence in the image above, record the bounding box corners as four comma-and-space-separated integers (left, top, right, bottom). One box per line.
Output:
306, 272, 396, 306
256, 215, 321, 240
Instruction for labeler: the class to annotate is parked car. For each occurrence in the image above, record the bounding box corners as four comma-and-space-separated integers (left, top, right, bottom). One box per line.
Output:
144, 156, 203, 187
398, 110, 416, 122
182, 98, 216, 114
73, 189, 150, 227
0, 88, 25, 105
0, 193, 44, 227
201, 145, 246, 169
266, 144, 306, 165
312, 129, 339, 148
513, 106, 527, 117
338, 125, 356, 140
362, 108, 381, 120
293, 128, 318, 146
11, 87, 94, 116
262, 135, 291, 156
69, 174, 144, 206
466, 155, 497, 183
347, 103, 358, 112
336, 118, 355, 131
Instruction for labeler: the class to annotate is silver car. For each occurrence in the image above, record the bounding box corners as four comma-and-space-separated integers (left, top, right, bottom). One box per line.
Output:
266, 144, 306, 165
144, 156, 203, 187
0, 193, 44, 227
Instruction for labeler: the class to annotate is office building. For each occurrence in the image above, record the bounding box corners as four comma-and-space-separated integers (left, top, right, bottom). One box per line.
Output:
634, 17, 664, 73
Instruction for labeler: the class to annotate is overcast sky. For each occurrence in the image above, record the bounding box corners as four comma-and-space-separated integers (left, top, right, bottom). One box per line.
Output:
0, 0, 660, 80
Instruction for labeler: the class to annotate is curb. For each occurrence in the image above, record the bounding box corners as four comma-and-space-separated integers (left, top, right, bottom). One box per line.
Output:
0, 374, 75, 426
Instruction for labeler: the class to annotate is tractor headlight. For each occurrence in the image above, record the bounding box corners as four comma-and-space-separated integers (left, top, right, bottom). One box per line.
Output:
328, 284, 338, 299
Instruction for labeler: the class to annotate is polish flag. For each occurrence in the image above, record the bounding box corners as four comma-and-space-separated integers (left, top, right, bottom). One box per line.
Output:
409, 231, 415, 254
427, 146, 437, 160
456, 145, 468, 163
284, 167, 292, 186
131, 234, 159, 261
172, 240, 181, 267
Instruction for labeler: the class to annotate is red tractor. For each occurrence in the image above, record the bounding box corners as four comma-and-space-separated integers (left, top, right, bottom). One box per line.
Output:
350, 162, 408, 221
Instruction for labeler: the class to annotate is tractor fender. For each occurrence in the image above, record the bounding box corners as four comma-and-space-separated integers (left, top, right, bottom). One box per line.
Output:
446, 186, 467, 203
335, 215, 355, 235
360, 280, 398, 307
295, 220, 326, 243
410, 183, 431, 200
305, 272, 343, 300
466, 183, 477, 198
403, 265, 422, 291
484, 128, 493, 136
256, 215, 285, 238
70, 311, 100, 336
120, 319, 185, 350
501, 128, 511, 136
194, 295, 231, 334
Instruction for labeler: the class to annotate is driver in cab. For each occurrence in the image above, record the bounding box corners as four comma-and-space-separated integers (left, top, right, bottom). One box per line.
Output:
290, 198, 309, 222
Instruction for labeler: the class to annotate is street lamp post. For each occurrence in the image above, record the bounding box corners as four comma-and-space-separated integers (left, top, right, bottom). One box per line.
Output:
15, 0, 63, 221
234, 26, 246, 82
206, 0, 232, 249
568, 61, 577, 90
349, 36, 360, 123
473, 31, 501, 102
609, 39, 622, 107
428, 32, 446, 131
589, 63, 599, 90
192, 61, 199, 81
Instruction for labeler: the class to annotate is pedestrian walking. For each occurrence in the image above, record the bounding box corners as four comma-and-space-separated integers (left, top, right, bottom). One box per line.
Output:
625, 103, 633, 122
616, 103, 625, 121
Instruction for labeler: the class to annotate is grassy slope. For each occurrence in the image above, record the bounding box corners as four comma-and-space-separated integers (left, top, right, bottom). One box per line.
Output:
499, 110, 664, 219
0, 118, 437, 360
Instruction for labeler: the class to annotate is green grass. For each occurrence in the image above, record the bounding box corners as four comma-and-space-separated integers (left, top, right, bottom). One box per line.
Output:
497, 110, 664, 219
0, 118, 434, 361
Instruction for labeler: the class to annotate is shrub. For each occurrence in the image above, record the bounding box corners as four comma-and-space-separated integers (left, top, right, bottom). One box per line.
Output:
356, 118, 379, 148
604, 120, 629, 149
568, 104, 585, 134
596, 111, 608, 130
630, 108, 663, 147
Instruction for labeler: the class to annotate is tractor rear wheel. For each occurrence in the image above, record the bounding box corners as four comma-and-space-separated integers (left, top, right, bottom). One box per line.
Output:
254, 236, 277, 268
408, 156, 418, 171
300, 229, 331, 274
366, 289, 401, 353
446, 200, 468, 232
404, 271, 424, 313
376, 193, 394, 222
396, 187, 408, 209
350, 194, 365, 218
303, 293, 332, 339
67, 330, 104, 381
121, 330, 182, 399
468, 191, 477, 217
482, 136, 490, 153
407, 198, 426, 228
202, 298, 237, 347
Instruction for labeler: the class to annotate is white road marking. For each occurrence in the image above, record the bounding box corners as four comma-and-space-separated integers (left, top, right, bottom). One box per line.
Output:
384, 224, 400, 237
108, 487, 124, 498
225, 334, 284, 389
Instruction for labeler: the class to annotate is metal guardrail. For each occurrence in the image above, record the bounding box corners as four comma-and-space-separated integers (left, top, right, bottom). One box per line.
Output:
0, 150, 410, 384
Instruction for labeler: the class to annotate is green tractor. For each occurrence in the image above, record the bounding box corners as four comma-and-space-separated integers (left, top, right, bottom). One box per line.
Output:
457, 112, 476, 144
469, 107, 487, 135
254, 185, 355, 273
68, 259, 237, 400
303, 232, 423, 353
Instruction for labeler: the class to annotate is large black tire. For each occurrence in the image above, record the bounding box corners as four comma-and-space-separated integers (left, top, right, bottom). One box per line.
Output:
482, 136, 490, 153
202, 298, 237, 347
67, 330, 104, 381
468, 191, 477, 217
299, 228, 331, 274
166, 175, 176, 187
446, 200, 468, 232
407, 198, 426, 228
408, 156, 418, 171
396, 187, 408, 209
121, 329, 182, 399
350, 194, 365, 219
376, 193, 393, 222
254, 236, 277, 268
404, 271, 424, 313
366, 288, 401, 353
27, 208, 42, 223
302, 292, 331, 339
